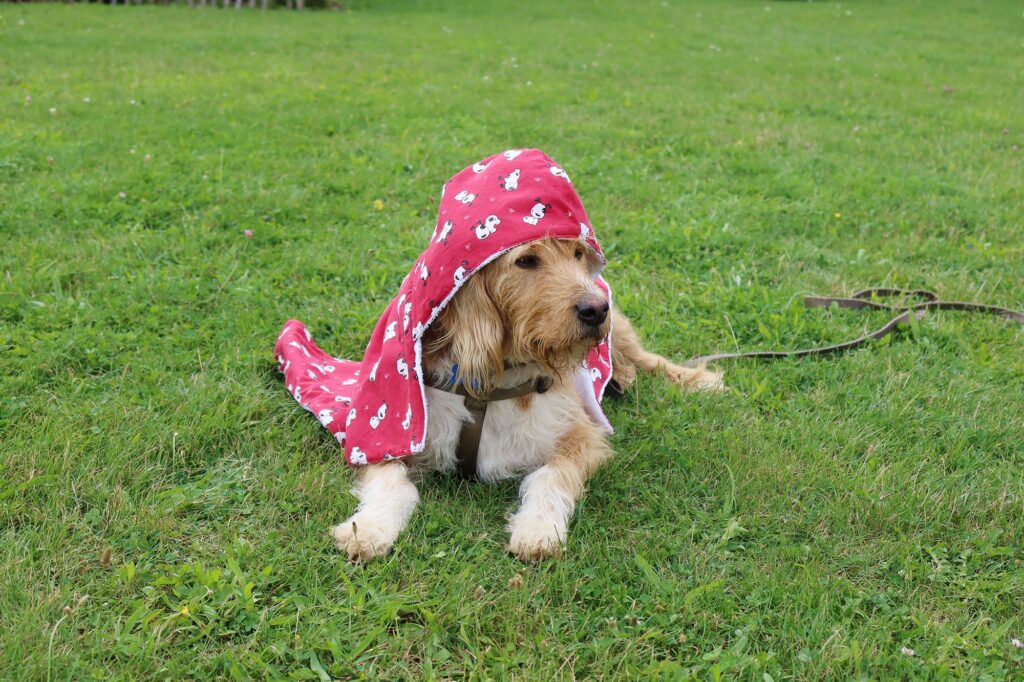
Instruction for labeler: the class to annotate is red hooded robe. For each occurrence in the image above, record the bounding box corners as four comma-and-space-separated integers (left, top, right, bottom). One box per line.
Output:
275, 149, 613, 465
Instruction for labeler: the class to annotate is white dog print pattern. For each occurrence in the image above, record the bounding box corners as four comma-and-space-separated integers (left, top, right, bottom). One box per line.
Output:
435, 220, 453, 244
523, 199, 551, 226
500, 168, 520, 191
287, 340, 311, 358
475, 215, 500, 239
549, 165, 571, 182
369, 403, 387, 429
348, 446, 368, 465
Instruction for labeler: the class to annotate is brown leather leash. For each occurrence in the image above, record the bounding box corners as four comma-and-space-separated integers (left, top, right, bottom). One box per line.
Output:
683, 288, 1024, 368
425, 372, 553, 479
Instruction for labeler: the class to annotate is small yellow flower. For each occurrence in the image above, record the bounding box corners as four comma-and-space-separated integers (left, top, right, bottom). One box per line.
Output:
180, 605, 190, 616
834, 212, 842, 219
373, 199, 384, 211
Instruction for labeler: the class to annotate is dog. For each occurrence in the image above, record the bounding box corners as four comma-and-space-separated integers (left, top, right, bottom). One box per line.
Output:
331, 237, 724, 562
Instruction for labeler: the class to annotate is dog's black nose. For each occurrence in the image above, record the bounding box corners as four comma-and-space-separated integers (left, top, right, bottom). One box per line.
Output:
576, 298, 609, 326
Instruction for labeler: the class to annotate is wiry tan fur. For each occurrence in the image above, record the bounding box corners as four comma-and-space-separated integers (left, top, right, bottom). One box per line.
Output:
332, 237, 723, 562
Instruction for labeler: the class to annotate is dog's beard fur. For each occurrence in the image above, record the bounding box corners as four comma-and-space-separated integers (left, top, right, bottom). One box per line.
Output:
423, 237, 609, 396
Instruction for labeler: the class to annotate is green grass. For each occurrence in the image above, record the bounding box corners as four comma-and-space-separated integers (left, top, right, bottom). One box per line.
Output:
2, 0, 1023, 678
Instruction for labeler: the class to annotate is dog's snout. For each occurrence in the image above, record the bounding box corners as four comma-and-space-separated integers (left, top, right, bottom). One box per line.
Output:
575, 297, 609, 327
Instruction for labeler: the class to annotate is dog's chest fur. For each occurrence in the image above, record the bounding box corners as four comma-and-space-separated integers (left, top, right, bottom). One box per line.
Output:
417, 381, 579, 482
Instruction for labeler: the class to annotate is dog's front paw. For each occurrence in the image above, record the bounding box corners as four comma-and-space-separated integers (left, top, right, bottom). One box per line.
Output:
669, 365, 726, 392
508, 515, 565, 562
332, 514, 398, 562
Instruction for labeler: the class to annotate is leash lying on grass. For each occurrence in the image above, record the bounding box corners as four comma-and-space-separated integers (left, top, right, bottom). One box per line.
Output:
683, 288, 1024, 368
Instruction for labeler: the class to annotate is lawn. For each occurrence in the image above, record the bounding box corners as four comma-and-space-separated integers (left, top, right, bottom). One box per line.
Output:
2, 0, 1023, 678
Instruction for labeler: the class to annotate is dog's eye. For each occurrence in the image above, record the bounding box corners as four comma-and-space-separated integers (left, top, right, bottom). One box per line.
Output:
515, 254, 540, 269
574, 248, 584, 260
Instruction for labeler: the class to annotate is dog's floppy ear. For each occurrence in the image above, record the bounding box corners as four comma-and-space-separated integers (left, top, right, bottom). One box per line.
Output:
435, 273, 504, 397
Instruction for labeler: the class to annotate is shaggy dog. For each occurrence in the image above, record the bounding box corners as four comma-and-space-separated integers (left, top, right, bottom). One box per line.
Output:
332, 237, 723, 562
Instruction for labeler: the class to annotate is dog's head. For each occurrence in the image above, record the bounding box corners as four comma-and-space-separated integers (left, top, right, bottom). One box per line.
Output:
424, 237, 608, 396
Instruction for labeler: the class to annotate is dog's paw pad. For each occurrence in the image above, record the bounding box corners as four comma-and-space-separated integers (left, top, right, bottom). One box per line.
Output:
332, 516, 395, 562
509, 539, 563, 562
670, 366, 726, 392
508, 518, 564, 562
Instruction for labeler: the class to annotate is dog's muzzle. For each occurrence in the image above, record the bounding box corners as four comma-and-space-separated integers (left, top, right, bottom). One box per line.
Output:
576, 296, 609, 338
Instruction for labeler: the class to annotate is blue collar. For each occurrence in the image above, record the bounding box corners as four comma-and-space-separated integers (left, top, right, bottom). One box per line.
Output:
449, 363, 481, 389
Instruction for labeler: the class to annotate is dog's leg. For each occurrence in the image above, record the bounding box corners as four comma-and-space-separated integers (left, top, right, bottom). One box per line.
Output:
332, 461, 418, 562
508, 419, 612, 561
610, 310, 725, 392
